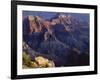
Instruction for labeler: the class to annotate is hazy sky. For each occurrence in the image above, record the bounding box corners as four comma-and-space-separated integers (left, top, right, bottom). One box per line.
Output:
23, 11, 89, 22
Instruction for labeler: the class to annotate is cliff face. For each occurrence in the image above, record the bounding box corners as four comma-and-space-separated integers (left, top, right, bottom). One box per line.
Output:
23, 14, 89, 67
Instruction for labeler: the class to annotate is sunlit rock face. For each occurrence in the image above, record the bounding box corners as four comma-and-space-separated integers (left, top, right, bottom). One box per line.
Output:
23, 13, 89, 68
